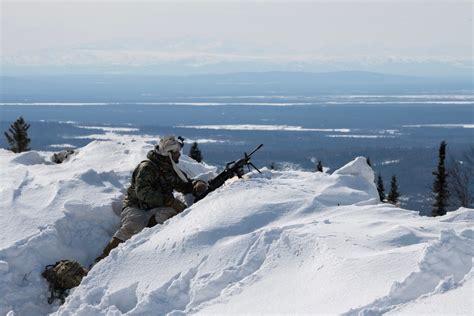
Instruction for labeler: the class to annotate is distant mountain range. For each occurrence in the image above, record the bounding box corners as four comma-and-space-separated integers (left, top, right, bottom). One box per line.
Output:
1, 71, 472, 102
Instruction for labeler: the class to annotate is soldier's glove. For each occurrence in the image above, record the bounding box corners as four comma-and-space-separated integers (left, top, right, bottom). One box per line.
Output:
164, 196, 187, 213
192, 180, 208, 197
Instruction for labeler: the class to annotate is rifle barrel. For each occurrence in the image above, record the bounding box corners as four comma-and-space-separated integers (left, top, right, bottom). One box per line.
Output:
248, 144, 263, 157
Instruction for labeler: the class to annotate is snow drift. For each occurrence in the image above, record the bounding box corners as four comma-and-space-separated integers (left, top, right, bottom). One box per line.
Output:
0, 139, 472, 315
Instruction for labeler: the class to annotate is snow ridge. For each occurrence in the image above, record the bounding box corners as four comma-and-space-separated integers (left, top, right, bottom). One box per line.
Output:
344, 229, 474, 315
0, 140, 213, 315
1, 140, 472, 315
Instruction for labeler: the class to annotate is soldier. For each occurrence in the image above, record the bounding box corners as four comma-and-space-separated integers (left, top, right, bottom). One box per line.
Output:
95, 136, 207, 263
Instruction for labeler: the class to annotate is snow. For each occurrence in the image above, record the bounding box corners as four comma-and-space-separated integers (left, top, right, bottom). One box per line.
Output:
380, 159, 401, 166
388, 274, 474, 315
326, 134, 396, 139
0, 139, 472, 316
178, 124, 352, 132
76, 126, 140, 133
403, 124, 474, 129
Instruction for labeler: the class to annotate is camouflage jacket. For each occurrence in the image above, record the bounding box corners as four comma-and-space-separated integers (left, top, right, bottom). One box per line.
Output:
123, 149, 193, 210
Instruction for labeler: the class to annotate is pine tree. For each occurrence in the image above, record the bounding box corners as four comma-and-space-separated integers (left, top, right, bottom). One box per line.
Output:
376, 173, 385, 202
387, 175, 400, 205
189, 142, 203, 163
316, 160, 323, 172
4, 116, 31, 153
432, 141, 449, 216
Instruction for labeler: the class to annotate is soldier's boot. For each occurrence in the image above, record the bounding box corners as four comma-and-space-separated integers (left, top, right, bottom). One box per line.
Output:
93, 237, 123, 264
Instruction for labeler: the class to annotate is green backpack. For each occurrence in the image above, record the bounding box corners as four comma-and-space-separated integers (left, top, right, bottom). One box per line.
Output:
42, 260, 88, 304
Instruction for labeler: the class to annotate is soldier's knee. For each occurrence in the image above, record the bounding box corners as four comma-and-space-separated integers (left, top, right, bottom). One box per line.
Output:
154, 207, 179, 225
123, 221, 144, 235
114, 220, 145, 241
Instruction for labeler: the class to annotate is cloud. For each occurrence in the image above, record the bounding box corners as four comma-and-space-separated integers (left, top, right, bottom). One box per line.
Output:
2, 1, 471, 77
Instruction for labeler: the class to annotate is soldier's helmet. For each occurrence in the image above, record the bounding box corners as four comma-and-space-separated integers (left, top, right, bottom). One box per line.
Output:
158, 136, 184, 156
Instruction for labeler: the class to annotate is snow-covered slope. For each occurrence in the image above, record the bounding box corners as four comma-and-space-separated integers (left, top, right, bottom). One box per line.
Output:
0, 139, 472, 315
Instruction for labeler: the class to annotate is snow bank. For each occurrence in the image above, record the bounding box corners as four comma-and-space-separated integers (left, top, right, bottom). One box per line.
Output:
388, 272, 473, 315
332, 156, 374, 184
11, 151, 52, 166
345, 228, 474, 315
0, 139, 214, 315
1, 141, 472, 315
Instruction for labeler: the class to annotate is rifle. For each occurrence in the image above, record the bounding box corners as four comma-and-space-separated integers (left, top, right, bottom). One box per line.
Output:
195, 144, 263, 202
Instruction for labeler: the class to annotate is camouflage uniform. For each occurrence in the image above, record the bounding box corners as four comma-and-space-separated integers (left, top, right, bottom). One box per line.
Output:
94, 136, 207, 265
114, 149, 193, 241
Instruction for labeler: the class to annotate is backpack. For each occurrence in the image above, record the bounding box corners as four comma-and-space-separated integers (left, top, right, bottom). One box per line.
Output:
42, 260, 88, 304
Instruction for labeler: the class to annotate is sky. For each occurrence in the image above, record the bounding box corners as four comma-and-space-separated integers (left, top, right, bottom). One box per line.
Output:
1, 0, 473, 77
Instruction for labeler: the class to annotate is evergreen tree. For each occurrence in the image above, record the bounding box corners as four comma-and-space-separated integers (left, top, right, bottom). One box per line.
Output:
4, 116, 31, 153
376, 173, 385, 202
269, 162, 276, 170
316, 160, 323, 172
432, 141, 449, 216
189, 142, 203, 163
387, 175, 400, 205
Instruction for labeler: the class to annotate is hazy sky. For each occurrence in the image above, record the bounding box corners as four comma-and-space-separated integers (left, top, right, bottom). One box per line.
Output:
1, 1, 473, 76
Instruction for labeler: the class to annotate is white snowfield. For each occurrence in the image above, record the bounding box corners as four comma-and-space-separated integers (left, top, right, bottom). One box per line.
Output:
0, 140, 472, 316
